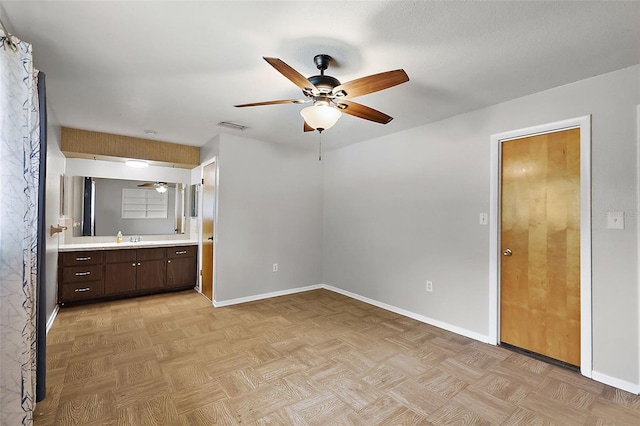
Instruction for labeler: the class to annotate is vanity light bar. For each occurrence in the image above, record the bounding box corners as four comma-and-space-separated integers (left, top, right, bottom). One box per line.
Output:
125, 160, 149, 168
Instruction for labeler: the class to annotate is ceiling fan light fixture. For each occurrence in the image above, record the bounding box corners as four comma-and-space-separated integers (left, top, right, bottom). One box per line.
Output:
300, 105, 342, 131
125, 160, 149, 168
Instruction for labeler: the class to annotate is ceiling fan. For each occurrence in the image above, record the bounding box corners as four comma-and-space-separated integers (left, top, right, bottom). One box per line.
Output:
137, 182, 168, 193
235, 55, 409, 132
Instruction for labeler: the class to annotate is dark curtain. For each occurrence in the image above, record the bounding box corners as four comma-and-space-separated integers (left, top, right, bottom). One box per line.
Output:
36, 72, 47, 401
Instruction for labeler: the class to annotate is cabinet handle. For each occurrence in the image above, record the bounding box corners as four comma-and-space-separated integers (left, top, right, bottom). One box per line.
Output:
132, 263, 136, 267
137, 262, 141, 266
74, 287, 91, 292
175, 250, 187, 255
75, 271, 91, 276
75, 256, 91, 261
167, 260, 172, 263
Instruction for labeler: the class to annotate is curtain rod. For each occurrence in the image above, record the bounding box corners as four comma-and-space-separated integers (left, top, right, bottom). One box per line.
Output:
0, 17, 17, 51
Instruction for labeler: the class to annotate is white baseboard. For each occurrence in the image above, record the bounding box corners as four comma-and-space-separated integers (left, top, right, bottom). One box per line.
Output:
46, 305, 59, 335
323, 285, 491, 344
213, 284, 324, 307
592, 371, 640, 395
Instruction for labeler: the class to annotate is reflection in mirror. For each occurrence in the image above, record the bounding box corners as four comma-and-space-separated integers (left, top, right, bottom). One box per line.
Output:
189, 184, 200, 218
70, 177, 188, 237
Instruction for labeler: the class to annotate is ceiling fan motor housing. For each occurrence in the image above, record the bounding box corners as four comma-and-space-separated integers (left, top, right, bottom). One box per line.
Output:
307, 54, 340, 94
308, 74, 341, 93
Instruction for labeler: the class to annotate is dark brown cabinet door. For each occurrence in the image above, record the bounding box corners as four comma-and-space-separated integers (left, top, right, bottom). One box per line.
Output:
137, 260, 166, 290
105, 261, 137, 295
104, 249, 137, 295
166, 257, 197, 288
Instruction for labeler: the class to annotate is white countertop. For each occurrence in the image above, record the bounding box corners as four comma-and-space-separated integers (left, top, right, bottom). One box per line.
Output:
59, 239, 198, 252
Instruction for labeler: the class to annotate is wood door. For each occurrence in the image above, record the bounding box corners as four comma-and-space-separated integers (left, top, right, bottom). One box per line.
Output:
136, 248, 166, 290
105, 262, 137, 295
201, 161, 216, 301
136, 260, 166, 290
500, 128, 580, 366
104, 249, 137, 295
167, 257, 197, 288
166, 246, 198, 288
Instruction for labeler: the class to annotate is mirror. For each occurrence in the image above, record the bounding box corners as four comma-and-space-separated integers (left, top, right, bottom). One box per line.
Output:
69, 176, 188, 237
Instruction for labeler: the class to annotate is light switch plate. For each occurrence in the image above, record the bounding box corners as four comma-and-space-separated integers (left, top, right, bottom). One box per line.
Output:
607, 211, 624, 230
479, 213, 488, 226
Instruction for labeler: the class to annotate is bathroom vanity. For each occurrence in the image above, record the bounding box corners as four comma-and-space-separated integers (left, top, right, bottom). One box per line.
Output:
58, 241, 197, 305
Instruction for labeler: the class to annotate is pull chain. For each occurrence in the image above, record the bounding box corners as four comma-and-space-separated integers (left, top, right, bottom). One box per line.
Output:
318, 131, 322, 161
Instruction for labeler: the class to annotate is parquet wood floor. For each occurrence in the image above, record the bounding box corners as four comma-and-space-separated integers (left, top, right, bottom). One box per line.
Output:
35, 289, 640, 425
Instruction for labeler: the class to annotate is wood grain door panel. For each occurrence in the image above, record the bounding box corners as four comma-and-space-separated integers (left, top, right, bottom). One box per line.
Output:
500, 128, 580, 366
167, 256, 197, 288
137, 260, 166, 290
201, 162, 216, 301
105, 262, 137, 295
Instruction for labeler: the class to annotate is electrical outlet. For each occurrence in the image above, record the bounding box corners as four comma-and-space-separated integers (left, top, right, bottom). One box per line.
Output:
479, 212, 488, 225
426, 280, 433, 292
272, 263, 278, 272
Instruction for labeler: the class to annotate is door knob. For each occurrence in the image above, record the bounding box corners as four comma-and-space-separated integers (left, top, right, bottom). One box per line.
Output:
503, 248, 513, 256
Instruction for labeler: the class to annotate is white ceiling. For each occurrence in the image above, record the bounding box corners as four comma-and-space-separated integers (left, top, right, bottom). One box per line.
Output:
2, 1, 639, 150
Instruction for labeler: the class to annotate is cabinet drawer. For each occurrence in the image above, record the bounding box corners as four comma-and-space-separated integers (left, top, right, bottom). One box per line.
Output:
62, 265, 103, 283
60, 280, 104, 302
167, 245, 197, 259
61, 251, 104, 266
137, 248, 165, 261
105, 249, 136, 263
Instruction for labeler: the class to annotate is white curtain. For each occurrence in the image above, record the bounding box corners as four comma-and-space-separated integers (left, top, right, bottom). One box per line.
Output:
0, 32, 40, 426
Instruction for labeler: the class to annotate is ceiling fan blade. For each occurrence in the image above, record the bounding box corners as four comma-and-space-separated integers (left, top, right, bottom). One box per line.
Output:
303, 121, 314, 132
336, 100, 393, 124
235, 99, 307, 107
333, 69, 409, 99
263, 57, 318, 93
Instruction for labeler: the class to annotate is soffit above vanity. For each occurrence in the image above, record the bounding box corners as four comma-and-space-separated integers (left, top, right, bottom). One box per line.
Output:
61, 127, 200, 169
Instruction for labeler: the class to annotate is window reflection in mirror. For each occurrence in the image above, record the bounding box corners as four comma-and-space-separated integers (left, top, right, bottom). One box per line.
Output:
70, 177, 188, 237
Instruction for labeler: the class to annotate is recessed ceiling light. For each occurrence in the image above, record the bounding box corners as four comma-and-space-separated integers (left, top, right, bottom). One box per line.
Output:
125, 160, 149, 168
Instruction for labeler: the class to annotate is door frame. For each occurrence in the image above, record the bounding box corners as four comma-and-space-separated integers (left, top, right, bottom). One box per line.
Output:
200, 156, 218, 304
488, 115, 592, 377
636, 105, 640, 387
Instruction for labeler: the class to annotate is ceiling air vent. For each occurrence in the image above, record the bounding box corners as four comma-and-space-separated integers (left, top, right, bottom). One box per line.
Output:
217, 121, 248, 131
